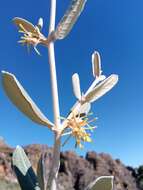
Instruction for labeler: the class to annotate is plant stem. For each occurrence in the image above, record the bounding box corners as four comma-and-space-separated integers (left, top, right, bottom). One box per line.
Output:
47, 0, 61, 189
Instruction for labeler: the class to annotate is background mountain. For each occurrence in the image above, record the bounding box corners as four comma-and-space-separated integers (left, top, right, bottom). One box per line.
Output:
0, 138, 142, 190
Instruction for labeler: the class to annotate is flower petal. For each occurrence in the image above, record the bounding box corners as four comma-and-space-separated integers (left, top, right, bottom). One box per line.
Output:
85, 74, 118, 103
2, 71, 54, 128
55, 0, 87, 39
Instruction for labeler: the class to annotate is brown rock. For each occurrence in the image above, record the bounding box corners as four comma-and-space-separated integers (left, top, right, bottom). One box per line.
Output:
0, 140, 139, 190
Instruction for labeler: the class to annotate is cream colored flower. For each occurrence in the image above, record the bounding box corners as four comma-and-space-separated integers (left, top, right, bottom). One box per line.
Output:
62, 111, 96, 148
13, 17, 48, 55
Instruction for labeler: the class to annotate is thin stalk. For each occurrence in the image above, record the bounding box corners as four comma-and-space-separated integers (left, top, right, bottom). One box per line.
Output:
47, 0, 61, 189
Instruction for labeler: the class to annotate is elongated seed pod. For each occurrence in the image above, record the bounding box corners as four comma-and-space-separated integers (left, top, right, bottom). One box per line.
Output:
55, 0, 87, 39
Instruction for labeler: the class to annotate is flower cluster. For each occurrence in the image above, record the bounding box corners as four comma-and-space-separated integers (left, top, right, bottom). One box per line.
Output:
65, 112, 96, 148
13, 17, 48, 55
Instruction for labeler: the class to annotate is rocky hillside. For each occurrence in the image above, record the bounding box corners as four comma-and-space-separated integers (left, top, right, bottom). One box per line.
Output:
0, 138, 141, 190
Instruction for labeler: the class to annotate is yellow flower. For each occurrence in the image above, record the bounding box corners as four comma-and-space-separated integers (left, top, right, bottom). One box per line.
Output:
63, 112, 96, 148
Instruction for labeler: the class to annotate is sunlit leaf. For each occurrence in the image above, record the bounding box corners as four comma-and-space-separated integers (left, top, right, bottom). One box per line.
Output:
55, 0, 87, 39
85, 74, 118, 103
12, 146, 40, 190
13, 17, 38, 34
2, 71, 54, 128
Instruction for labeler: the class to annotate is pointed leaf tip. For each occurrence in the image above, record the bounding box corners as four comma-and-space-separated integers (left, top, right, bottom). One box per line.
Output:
86, 176, 114, 190
2, 71, 54, 128
12, 146, 40, 190
12, 146, 31, 176
55, 0, 87, 39
72, 73, 82, 100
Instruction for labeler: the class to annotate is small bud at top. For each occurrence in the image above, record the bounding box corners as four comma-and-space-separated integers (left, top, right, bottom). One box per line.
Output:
37, 17, 43, 30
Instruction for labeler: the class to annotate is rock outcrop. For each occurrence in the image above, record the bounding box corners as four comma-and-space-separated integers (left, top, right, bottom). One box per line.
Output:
0, 139, 139, 190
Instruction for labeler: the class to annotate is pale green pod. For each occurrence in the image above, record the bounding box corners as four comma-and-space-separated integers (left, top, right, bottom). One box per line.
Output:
2, 71, 54, 128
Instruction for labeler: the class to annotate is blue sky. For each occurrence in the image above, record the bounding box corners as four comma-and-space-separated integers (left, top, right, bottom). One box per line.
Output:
0, 0, 143, 167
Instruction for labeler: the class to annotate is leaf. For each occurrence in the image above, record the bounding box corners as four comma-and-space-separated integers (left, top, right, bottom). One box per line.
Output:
37, 153, 46, 190
55, 0, 87, 39
72, 73, 82, 100
86, 176, 114, 190
13, 17, 38, 34
92, 51, 101, 78
84, 74, 118, 103
12, 146, 40, 190
2, 71, 54, 128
